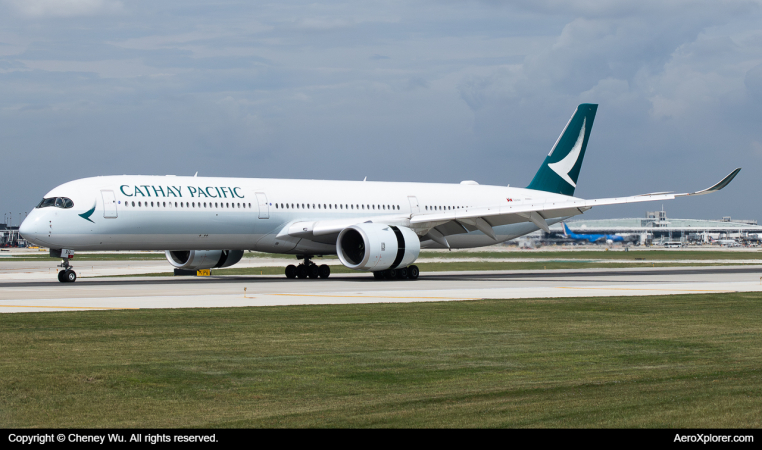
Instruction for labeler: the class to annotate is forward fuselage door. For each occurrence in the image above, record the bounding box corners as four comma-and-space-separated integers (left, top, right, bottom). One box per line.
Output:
408, 196, 420, 214
101, 190, 117, 218
256, 192, 269, 219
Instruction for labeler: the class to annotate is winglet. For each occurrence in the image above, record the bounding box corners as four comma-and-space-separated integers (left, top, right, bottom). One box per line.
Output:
685, 168, 741, 196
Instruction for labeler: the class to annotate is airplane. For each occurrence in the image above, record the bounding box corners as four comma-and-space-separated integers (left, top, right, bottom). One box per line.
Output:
561, 222, 634, 244
19, 103, 741, 283
715, 238, 741, 247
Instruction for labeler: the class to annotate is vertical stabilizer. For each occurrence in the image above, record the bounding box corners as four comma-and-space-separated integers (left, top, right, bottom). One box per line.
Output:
527, 104, 597, 196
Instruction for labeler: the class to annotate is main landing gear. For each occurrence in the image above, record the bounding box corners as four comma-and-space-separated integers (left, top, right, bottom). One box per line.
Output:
57, 258, 77, 283
285, 255, 330, 279
373, 265, 419, 280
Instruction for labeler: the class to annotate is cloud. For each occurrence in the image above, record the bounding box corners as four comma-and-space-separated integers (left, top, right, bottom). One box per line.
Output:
3, 0, 123, 17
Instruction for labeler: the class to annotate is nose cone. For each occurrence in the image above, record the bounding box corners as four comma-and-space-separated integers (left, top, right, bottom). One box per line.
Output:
19, 211, 48, 247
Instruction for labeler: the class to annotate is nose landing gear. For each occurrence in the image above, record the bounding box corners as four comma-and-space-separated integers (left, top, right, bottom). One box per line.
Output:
56, 257, 77, 283
58, 269, 77, 283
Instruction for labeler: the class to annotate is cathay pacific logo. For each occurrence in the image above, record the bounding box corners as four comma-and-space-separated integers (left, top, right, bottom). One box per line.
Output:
548, 117, 586, 188
79, 203, 96, 223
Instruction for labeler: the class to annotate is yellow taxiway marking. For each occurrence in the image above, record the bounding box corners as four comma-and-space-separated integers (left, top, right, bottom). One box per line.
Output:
271, 293, 480, 300
556, 287, 730, 293
0, 305, 139, 310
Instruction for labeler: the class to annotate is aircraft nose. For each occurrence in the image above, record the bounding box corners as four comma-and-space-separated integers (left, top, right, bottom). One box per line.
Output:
19, 211, 48, 246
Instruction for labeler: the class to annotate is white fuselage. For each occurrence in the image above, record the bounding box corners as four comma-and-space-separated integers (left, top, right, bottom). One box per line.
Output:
20, 175, 577, 254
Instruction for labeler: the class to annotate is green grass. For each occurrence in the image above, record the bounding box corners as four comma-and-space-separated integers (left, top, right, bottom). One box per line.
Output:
6, 249, 760, 262
420, 250, 762, 260
2, 292, 761, 427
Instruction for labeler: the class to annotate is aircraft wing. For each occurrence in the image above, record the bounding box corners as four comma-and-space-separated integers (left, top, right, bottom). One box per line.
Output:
284, 168, 740, 245
409, 168, 741, 239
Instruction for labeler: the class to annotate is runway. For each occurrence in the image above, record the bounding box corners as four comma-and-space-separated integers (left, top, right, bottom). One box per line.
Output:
2, 265, 762, 313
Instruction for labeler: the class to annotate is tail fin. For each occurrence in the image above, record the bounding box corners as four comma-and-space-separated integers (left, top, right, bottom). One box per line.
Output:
563, 222, 571, 237
527, 104, 598, 196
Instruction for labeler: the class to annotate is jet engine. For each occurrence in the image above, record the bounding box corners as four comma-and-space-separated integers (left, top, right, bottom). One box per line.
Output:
336, 223, 420, 271
166, 250, 244, 270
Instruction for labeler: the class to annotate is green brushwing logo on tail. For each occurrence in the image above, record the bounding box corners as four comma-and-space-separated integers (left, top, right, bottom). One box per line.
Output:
527, 104, 598, 196
79, 203, 96, 223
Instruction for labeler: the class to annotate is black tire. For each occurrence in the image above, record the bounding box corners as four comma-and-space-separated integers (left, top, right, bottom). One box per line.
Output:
308, 264, 320, 279
319, 264, 331, 279
285, 265, 297, 279
387, 268, 397, 279
397, 267, 408, 279
58, 270, 67, 283
408, 265, 419, 279
296, 264, 308, 279
65, 270, 77, 283
373, 271, 385, 280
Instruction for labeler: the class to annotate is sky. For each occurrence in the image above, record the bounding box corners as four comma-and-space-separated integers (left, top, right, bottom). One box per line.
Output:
1, 0, 761, 227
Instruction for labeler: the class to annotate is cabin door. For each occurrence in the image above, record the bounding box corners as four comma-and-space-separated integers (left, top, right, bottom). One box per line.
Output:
101, 190, 118, 218
256, 192, 269, 219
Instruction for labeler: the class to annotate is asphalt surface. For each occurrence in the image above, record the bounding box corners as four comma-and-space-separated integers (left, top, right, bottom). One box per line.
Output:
2, 264, 761, 313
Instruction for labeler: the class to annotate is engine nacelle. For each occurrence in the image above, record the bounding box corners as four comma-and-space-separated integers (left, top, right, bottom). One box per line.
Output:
166, 250, 244, 270
337, 223, 420, 271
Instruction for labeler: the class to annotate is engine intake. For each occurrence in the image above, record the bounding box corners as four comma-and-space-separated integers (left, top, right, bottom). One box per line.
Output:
166, 250, 244, 270
337, 223, 420, 271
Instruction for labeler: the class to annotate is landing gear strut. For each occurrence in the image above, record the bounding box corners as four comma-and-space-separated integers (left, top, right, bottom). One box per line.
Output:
57, 258, 77, 283
285, 255, 330, 280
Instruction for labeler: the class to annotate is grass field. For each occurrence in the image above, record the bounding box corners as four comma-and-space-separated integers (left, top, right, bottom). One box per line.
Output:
2, 292, 761, 428
417, 250, 762, 260
4, 249, 761, 262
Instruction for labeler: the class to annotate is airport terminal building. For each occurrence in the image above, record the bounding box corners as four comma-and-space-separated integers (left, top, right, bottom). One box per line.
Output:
543, 210, 762, 245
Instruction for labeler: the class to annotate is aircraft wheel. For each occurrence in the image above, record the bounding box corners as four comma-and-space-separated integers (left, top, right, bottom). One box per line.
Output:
58, 270, 67, 283
296, 264, 308, 279
373, 271, 385, 280
397, 267, 408, 279
319, 264, 331, 279
407, 265, 420, 280
285, 265, 297, 279
65, 270, 77, 283
308, 264, 320, 279
387, 268, 397, 279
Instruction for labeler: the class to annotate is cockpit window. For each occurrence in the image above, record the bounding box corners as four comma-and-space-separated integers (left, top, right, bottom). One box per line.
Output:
36, 197, 74, 209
